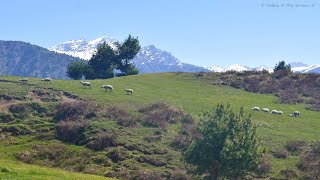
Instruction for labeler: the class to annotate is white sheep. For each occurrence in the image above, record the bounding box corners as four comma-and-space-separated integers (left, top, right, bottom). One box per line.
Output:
251, 107, 260, 111
41, 78, 52, 84
277, 111, 283, 115
19, 78, 28, 84
101, 85, 113, 92
291, 111, 300, 117
271, 110, 278, 114
124, 88, 133, 95
80, 81, 92, 89
262, 108, 269, 113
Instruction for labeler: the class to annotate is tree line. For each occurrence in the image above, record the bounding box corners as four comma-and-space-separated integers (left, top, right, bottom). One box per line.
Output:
67, 35, 140, 80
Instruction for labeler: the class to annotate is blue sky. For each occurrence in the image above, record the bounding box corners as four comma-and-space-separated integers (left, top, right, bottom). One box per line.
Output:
0, 0, 319, 68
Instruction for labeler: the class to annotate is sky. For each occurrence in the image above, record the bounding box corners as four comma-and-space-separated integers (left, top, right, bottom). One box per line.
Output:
0, 0, 319, 68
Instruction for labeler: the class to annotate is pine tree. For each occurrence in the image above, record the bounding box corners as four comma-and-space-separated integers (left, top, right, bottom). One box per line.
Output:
273, 61, 292, 78
66, 61, 87, 80
274, 61, 291, 72
184, 103, 261, 179
88, 42, 116, 79
116, 35, 140, 75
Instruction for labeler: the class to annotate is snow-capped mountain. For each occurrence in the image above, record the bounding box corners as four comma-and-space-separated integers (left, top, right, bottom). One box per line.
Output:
49, 36, 117, 60
49, 36, 320, 74
253, 65, 274, 72
49, 37, 209, 73
133, 45, 208, 73
226, 64, 250, 72
207, 66, 224, 72
207, 65, 273, 73
289, 62, 308, 68
292, 64, 320, 73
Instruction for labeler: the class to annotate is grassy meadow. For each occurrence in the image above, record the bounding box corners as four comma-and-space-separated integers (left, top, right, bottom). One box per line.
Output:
0, 73, 319, 179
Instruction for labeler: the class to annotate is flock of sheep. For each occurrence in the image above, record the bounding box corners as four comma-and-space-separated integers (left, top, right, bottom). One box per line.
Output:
19, 78, 52, 84
251, 107, 300, 117
80, 81, 134, 95
19, 78, 133, 95
17, 78, 303, 115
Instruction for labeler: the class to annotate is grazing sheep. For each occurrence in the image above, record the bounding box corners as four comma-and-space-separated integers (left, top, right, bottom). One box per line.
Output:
80, 81, 92, 89
262, 108, 269, 113
41, 78, 52, 84
271, 110, 278, 114
277, 111, 283, 115
289, 111, 300, 117
293, 111, 300, 117
124, 88, 133, 95
19, 78, 28, 84
251, 107, 260, 111
101, 85, 113, 92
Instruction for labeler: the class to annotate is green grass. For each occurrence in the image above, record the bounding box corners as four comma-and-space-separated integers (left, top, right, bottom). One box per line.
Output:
0, 160, 112, 180
45, 73, 320, 145
1, 73, 320, 178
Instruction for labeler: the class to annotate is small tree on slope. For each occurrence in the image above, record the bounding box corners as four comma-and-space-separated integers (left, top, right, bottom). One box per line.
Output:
184, 103, 261, 179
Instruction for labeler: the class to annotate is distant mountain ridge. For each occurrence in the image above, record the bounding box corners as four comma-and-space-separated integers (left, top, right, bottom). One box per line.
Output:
50, 36, 319, 74
0, 38, 318, 80
0, 40, 82, 79
49, 37, 209, 73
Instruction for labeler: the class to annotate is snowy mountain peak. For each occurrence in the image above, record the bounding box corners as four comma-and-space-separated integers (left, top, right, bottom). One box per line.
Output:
226, 64, 250, 72
88, 36, 117, 46
49, 36, 117, 60
48, 36, 320, 74
207, 66, 224, 72
48, 36, 209, 73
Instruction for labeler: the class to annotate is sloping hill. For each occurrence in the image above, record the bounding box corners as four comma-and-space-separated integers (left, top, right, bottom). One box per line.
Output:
0, 41, 83, 79
0, 73, 319, 179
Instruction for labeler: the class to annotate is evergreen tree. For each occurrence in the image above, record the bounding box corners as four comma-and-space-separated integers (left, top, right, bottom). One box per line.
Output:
184, 103, 261, 179
116, 35, 141, 75
273, 61, 292, 78
88, 42, 116, 79
274, 61, 291, 72
66, 61, 87, 80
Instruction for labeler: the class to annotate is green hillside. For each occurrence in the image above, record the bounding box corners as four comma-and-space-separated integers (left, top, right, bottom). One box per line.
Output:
0, 73, 319, 179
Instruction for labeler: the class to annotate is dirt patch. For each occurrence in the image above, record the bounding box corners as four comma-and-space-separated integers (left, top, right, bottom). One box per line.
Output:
0, 100, 19, 113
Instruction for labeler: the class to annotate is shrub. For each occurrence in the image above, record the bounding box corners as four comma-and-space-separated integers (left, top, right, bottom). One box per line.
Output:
86, 131, 117, 151
258, 80, 278, 94
0, 113, 14, 123
170, 135, 191, 150
9, 103, 47, 118
107, 148, 130, 163
278, 77, 295, 90
272, 148, 288, 159
184, 104, 261, 179
56, 120, 88, 145
16, 144, 93, 172
256, 156, 272, 175
9, 104, 30, 118
285, 140, 307, 154
140, 102, 184, 129
143, 134, 161, 143
0, 125, 33, 135
168, 170, 190, 180
243, 76, 260, 92
298, 141, 320, 179
278, 90, 303, 104
53, 101, 98, 122
136, 155, 166, 167
280, 169, 298, 178
132, 170, 164, 180
104, 106, 136, 127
